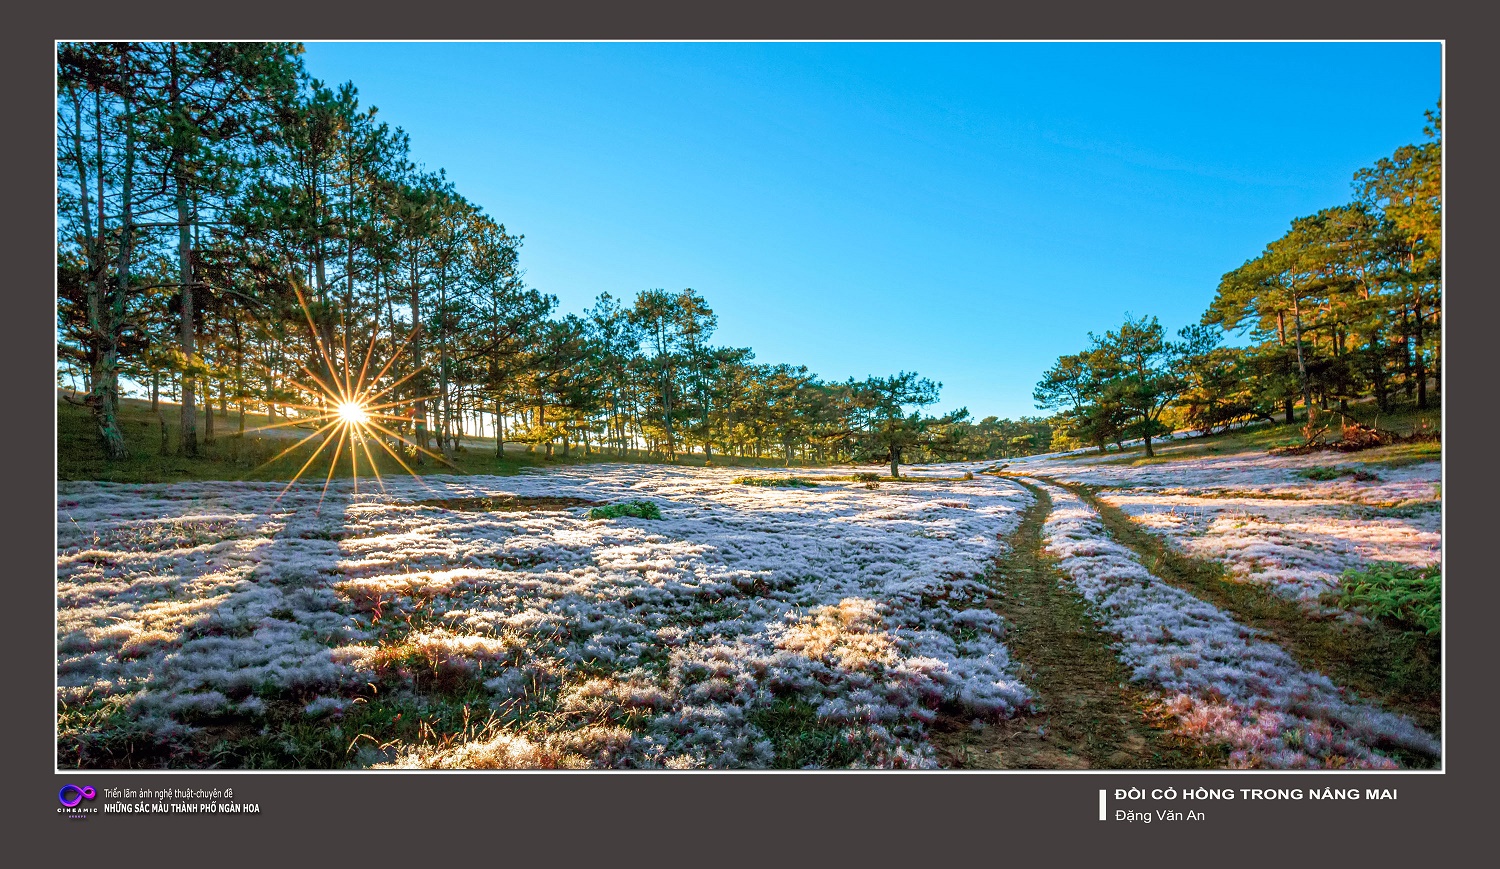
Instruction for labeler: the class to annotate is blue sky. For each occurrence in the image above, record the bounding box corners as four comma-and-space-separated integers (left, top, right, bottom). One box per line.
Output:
300, 41, 1441, 421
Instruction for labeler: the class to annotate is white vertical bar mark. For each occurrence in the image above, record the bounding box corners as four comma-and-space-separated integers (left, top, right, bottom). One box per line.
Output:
1099, 789, 1107, 820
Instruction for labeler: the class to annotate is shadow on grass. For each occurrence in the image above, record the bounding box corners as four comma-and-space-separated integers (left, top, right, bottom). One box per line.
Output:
58, 483, 366, 769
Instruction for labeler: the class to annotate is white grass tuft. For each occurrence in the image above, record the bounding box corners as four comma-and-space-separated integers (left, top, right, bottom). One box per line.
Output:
59, 466, 1035, 768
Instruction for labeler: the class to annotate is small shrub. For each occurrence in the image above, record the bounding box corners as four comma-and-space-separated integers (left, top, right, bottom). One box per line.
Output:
732, 476, 818, 488
1299, 466, 1343, 481
1329, 562, 1441, 636
1298, 466, 1382, 483
587, 500, 663, 521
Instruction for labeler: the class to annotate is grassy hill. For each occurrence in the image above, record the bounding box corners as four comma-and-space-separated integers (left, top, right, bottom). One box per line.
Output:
57, 393, 793, 484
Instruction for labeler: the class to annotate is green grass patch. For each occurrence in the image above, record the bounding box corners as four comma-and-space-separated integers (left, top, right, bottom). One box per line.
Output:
1335, 404, 1441, 438
587, 500, 663, 521
747, 697, 867, 769
732, 475, 819, 488
1055, 412, 1440, 470
414, 495, 600, 512
1330, 562, 1441, 636
1337, 441, 1442, 469
1348, 502, 1441, 521
671, 599, 744, 626
1187, 489, 1309, 501
1095, 455, 1177, 468
57, 693, 185, 768
1059, 424, 1308, 466
203, 688, 507, 770
1299, 466, 1342, 481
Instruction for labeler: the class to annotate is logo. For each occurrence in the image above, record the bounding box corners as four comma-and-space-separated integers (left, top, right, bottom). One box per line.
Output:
58, 784, 95, 808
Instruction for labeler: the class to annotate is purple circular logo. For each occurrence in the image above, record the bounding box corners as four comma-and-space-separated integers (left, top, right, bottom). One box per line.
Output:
58, 785, 95, 808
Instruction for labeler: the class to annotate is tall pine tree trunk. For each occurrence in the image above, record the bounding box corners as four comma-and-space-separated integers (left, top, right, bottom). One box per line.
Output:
175, 195, 196, 459
71, 81, 129, 460
494, 392, 505, 458
661, 364, 674, 461
1369, 330, 1389, 413
1414, 290, 1427, 410
409, 260, 427, 461
437, 265, 453, 459
1289, 291, 1313, 423
202, 321, 215, 444
1399, 308, 1414, 399
1276, 310, 1293, 423
171, 45, 198, 457
234, 312, 246, 434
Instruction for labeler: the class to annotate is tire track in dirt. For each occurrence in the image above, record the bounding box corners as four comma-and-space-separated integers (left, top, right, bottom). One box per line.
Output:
931, 478, 1223, 769
1033, 473, 1440, 748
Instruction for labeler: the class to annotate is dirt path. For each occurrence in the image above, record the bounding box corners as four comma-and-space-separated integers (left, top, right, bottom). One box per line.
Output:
931, 478, 1223, 769
1032, 474, 1441, 750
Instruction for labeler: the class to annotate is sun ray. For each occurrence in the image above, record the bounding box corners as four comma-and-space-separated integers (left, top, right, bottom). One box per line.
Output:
345, 422, 360, 496
277, 422, 346, 501
365, 423, 439, 493
248, 417, 345, 478
292, 286, 346, 404
350, 314, 386, 407
358, 364, 432, 409
355, 429, 389, 496
290, 364, 348, 409
316, 425, 351, 511
364, 418, 465, 473
357, 325, 421, 402
339, 303, 353, 404
239, 415, 340, 437
264, 395, 342, 412
364, 418, 451, 466
360, 393, 443, 415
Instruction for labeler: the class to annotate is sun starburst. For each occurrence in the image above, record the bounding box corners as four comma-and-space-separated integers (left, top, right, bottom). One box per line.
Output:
240, 285, 463, 507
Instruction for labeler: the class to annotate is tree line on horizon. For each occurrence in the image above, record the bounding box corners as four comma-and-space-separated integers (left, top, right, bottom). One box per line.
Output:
57, 42, 1053, 476
1035, 105, 1441, 457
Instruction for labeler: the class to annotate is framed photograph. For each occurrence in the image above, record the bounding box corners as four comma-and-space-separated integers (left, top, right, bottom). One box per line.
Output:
36, 18, 1476, 858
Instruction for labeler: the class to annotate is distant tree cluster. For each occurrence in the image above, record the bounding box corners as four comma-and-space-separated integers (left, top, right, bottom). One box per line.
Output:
1035, 315, 1218, 457
1038, 105, 1441, 452
56, 42, 1051, 475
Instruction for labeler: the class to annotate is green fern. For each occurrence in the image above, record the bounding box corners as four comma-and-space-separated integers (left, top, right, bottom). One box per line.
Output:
1331, 562, 1441, 635
587, 500, 663, 520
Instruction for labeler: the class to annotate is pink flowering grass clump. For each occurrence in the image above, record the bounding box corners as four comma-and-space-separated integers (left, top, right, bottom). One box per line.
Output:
58, 465, 1037, 769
